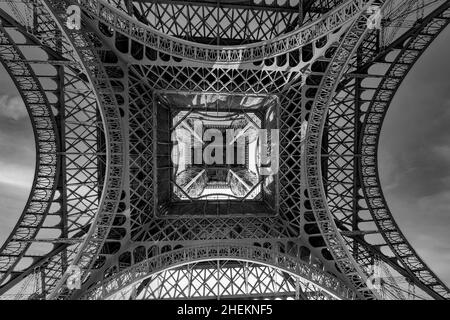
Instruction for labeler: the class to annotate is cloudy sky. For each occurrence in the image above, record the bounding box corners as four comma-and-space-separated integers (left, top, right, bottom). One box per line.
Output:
0, 24, 449, 292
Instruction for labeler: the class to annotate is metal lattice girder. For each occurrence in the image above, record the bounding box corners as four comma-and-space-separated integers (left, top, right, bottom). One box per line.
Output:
0, 0, 126, 299
104, 0, 337, 43
120, 48, 363, 300
81, 245, 356, 300
112, 4, 360, 301
316, 0, 391, 292
128, 262, 309, 300
104, 262, 335, 300
311, 0, 450, 300
0, 12, 59, 284
0, 7, 105, 297
359, 1, 450, 299
316, 0, 450, 300
79, 0, 373, 66
305, 0, 391, 300
103, 0, 343, 48
37, 0, 126, 299
301, 0, 450, 301
125, 1, 300, 44
323, 14, 383, 286
0, 3, 106, 296
75, 5, 359, 303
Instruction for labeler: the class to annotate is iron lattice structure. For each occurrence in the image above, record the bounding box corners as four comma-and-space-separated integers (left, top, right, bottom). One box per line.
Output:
0, 0, 449, 300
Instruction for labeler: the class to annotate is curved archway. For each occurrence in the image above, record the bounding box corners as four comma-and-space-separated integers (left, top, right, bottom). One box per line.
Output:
379, 16, 450, 294
82, 245, 356, 300
359, 2, 450, 299
83, 0, 368, 65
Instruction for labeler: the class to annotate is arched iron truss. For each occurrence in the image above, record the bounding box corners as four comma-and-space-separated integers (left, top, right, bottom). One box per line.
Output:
0, 0, 448, 301
38, 0, 126, 299
305, 0, 386, 299
0, 0, 125, 298
104, 261, 336, 300
0, 14, 60, 284
319, 0, 450, 300
0, 7, 100, 296
359, 2, 450, 299
81, 244, 356, 300
80, 0, 371, 65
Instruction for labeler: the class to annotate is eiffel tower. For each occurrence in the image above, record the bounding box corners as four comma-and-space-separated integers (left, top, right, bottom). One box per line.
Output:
0, 0, 449, 300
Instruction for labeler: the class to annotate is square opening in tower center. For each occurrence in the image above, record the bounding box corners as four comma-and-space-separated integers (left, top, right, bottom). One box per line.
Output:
155, 93, 280, 217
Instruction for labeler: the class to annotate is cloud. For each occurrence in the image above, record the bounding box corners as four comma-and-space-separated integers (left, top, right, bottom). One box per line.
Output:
0, 161, 34, 190
411, 233, 450, 286
0, 96, 35, 171
0, 93, 34, 245
0, 182, 30, 246
0, 95, 27, 121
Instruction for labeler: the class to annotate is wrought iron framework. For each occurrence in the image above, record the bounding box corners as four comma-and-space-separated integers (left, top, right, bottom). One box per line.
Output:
0, 0, 449, 300
82, 244, 355, 300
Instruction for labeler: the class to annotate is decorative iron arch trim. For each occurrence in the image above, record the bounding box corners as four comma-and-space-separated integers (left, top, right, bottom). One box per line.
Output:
305, 0, 395, 300
359, 2, 450, 300
81, 244, 357, 300
0, 21, 60, 284
80, 0, 373, 64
